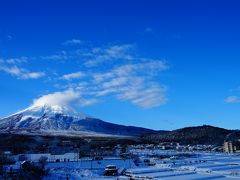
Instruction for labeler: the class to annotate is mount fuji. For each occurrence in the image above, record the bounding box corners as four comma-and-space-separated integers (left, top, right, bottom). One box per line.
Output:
0, 104, 156, 137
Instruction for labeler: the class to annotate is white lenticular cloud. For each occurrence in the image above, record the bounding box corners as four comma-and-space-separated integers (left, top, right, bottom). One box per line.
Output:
33, 89, 81, 107
32, 89, 98, 107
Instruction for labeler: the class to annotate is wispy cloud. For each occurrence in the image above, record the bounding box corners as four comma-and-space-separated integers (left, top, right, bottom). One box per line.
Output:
0, 59, 45, 79
0, 65, 45, 79
62, 39, 83, 46
225, 96, 240, 104
49, 43, 169, 108
1, 40, 170, 108
23, 72, 46, 79
118, 84, 167, 108
41, 51, 69, 60
4, 57, 28, 64
77, 98, 98, 107
83, 44, 135, 67
78, 60, 169, 108
45, 59, 168, 108
61, 72, 86, 81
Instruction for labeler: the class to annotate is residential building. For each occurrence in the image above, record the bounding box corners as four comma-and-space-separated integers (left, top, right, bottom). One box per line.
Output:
224, 141, 240, 153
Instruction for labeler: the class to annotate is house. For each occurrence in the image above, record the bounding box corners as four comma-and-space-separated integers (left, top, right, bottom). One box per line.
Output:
50, 153, 79, 162
14, 152, 79, 162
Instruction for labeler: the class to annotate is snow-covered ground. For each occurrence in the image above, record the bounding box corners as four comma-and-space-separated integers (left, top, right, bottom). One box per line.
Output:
8, 150, 240, 179
125, 149, 240, 179
45, 158, 135, 169
43, 158, 135, 180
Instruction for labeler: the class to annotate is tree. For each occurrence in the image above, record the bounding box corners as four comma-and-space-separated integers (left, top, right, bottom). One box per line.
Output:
19, 154, 27, 161
39, 156, 48, 168
120, 146, 127, 158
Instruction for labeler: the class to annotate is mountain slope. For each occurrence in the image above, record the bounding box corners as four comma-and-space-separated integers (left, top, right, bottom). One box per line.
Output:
0, 104, 156, 137
143, 125, 237, 145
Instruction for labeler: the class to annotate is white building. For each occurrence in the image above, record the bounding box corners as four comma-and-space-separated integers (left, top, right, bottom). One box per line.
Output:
15, 152, 79, 162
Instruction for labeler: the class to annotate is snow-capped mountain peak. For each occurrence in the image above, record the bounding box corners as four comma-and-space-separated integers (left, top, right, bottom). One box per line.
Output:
0, 104, 155, 137
16, 104, 87, 120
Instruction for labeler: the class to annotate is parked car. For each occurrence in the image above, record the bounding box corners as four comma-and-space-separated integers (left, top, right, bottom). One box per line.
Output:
124, 170, 133, 177
104, 165, 118, 176
148, 162, 156, 166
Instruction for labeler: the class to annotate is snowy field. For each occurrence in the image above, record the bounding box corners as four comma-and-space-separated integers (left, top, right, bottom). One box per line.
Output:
4, 150, 240, 179
44, 158, 135, 180
126, 150, 240, 179
11, 149, 232, 180
43, 151, 240, 179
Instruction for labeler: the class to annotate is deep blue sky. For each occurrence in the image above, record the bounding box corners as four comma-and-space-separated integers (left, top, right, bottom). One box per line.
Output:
0, 0, 240, 130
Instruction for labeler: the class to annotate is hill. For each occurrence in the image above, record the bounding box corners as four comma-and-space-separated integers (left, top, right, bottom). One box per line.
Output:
143, 125, 239, 145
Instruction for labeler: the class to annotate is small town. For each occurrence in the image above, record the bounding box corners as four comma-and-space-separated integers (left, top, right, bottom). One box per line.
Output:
1, 138, 240, 179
